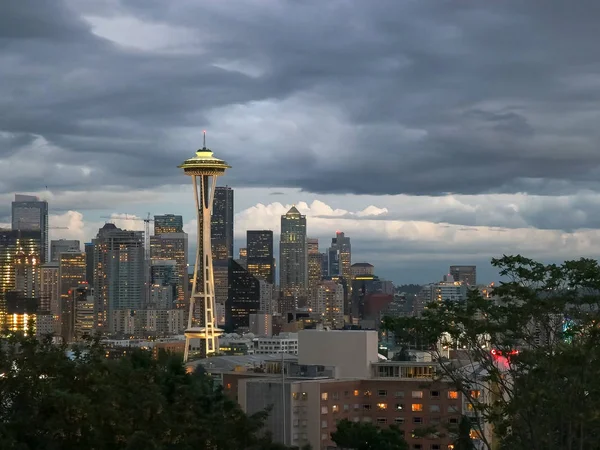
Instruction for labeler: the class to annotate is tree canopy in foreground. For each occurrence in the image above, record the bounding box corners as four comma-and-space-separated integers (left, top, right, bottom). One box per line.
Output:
331, 419, 408, 450
0, 334, 305, 450
383, 255, 600, 450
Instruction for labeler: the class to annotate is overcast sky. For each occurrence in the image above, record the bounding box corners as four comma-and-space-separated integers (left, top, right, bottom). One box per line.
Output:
3, 0, 600, 284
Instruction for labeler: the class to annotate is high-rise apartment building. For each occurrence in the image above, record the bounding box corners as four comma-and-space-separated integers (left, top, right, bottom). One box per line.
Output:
58, 252, 86, 342
40, 263, 59, 332
227, 259, 260, 331
149, 259, 178, 309
154, 214, 184, 234
315, 280, 344, 328
327, 231, 351, 280
307, 238, 323, 308
150, 232, 188, 307
0, 230, 41, 324
247, 230, 274, 284
12, 194, 49, 263
212, 186, 234, 310
73, 284, 95, 341
51, 239, 80, 262
92, 224, 145, 333
279, 206, 307, 298
14, 253, 40, 299
450, 265, 477, 285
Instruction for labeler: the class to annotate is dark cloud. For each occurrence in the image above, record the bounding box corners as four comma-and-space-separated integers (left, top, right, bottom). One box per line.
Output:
2, 0, 600, 201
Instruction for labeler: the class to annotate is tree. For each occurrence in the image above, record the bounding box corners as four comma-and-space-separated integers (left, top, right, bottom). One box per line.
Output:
330, 419, 408, 450
383, 256, 600, 450
0, 333, 304, 450
454, 416, 475, 450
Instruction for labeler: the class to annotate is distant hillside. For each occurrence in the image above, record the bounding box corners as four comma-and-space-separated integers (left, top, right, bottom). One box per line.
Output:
395, 284, 422, 295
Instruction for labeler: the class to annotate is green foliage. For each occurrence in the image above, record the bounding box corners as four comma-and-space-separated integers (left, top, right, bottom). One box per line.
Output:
330, 419, 408, 450
383, 255, 600, 450
0, 334, 301, 450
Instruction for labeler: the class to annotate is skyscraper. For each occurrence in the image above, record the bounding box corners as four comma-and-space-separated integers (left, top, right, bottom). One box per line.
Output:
84, 242, 94, 284
212, 186, 234, 261
154, 214, 184, 234
12, 194, 49, 263
0, 230, 42, 325
51, 239, 80, 262
178, 134, 230, 361
247, 230, 274, 284
315, 280, 344, 329
449, 265, 477, 285
58, 252, 86, 342
279, 206, 307, 298
307, 238, 323, 309
150, 232, 189, 307
227, 259, 261, 331
92, 224, 145, 333
327, 231, 351, 280
212, 186, 234, 313
40, 262, 59, 332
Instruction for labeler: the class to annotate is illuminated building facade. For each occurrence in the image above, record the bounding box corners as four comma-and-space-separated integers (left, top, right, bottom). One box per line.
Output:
59, 252, 86, 342
315, 280, 344, 328
51, 239, 80, 262
40, 263, 59, 332
307, 238, 322, 308
154, 214, 184, 234
279, 206, 307, 298
0, 230, 41, 326
247, 230, 274, 284
327, 231, 351, 280
227, 259, 261, 331
449, 265, 477, 286
150, 232, 188, 307
92, 224, 145, 333
11, 194, 48, 263
73, 284, 95, 341
212, 186, 234, 316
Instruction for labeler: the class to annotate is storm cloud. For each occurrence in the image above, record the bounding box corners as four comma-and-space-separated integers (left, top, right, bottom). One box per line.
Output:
3, 1, 600, 282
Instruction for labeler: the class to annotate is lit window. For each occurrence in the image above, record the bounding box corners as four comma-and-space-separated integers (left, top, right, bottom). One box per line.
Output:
411, 403, 423, 412
321, 406, 328, 414
301, 392, 308, 400
448, 391, 458, 399
332, 405, 339, 413
466, 403, 474, 412
377, 402, 388, 410
292, 393, 300, 400
395, 403, 404, 411
353, 389, 360, 397
364, 390, 372, 397
321, 392, 328, 401
412, 391, 423, 398
471, 390, 481, 399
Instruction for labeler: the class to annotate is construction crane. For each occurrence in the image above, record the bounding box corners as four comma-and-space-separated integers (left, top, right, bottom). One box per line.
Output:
100, 213, 154, 261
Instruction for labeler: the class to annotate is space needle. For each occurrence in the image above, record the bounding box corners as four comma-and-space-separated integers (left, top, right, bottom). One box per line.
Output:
179, 132, 231, 362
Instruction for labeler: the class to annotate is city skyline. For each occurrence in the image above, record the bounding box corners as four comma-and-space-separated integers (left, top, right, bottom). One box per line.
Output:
4, 2, 600, 284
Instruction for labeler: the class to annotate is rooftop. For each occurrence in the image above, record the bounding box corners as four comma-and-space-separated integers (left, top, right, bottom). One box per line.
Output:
186, 354, 298, 372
